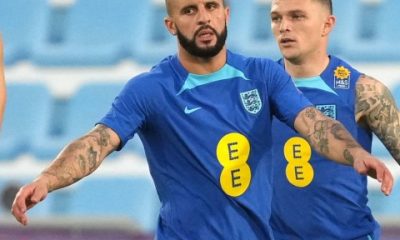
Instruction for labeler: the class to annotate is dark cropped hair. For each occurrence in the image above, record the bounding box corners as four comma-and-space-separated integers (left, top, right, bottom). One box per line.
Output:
316, 0, 333, 14
165, 0, 227, 16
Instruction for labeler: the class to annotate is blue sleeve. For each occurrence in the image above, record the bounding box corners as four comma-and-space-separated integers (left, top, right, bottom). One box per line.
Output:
97, 76, 150, 150
267, 62, 313, 129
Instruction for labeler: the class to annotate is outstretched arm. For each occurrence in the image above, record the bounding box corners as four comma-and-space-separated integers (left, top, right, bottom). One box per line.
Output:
356, 75, 400, 165
11, 124, 121, 225
294, 107, 393, 195
0, 34, 6, 128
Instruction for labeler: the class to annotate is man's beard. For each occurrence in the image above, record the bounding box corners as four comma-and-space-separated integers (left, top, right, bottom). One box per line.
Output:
176, 24, 227, 58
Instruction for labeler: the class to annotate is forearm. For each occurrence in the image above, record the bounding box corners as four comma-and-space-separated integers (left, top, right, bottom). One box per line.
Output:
36, 125, 118, 192
37, 135, 102, 192
295, 107, 363, 165
373, 117, 400, 165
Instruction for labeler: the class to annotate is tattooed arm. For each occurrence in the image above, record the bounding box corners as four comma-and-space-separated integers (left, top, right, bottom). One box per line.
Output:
356, 75, 400, 165
294, 107, 393, 194
11, 124, 120, 225
41, 124, 120, 191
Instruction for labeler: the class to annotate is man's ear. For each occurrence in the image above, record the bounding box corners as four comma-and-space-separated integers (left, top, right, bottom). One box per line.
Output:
165, 17, 177, 35
322, 15, 336, 37
225, 6, 230, 25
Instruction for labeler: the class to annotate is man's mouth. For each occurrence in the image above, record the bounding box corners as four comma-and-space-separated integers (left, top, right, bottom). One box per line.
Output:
280, 37, 295, 44
197, 29, 215, 42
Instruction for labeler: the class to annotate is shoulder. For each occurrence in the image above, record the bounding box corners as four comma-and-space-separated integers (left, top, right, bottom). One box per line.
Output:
228, 50, 280, 70
356, 74, 389, 96
125, 56, 175, 90
329, 55, 362, 77
227, 51, 285, 78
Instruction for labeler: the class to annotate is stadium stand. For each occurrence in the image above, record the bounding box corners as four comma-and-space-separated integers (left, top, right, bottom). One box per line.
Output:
334, 0, 400, 62
0, 0, 48, 65
0, 83, 53, 160
44, 176, 159, 232
128, 0, 177, 65
0, 175, 158, 237
31, 0, 142, 66
30, 82, 146, 160
228, 0, 281, 59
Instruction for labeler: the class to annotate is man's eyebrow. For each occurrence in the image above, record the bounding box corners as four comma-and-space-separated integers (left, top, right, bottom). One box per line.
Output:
271, 9, 306, 15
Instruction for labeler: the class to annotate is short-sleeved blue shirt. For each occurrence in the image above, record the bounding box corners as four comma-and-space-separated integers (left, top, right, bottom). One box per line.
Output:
99, 50, 312, 239
271, 56, 378, 240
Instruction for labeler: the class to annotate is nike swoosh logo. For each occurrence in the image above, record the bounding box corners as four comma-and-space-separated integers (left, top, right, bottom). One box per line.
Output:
184, 106, 202, 114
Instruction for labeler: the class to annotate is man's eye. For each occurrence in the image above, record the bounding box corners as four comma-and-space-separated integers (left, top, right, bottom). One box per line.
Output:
292, 15, 304, 20
206, 3, 218, 10
183, 8, 195, 15
271, 16, 281, 22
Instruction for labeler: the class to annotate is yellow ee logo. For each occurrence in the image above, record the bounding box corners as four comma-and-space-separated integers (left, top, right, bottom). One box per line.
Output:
283, 137, 314, 187
216, 133, 251, 197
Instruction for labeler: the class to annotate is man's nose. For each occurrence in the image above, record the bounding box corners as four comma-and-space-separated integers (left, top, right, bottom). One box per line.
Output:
197, 6, 211, 24
279, 19, 291, 33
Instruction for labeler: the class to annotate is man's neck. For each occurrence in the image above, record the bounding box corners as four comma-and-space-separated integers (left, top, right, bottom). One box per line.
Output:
284, 53, 330, 79
178, 47, 227, 75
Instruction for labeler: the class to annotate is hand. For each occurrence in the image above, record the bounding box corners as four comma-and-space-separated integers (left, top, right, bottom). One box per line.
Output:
11, 179, 49, 226
353, 154, 393, 196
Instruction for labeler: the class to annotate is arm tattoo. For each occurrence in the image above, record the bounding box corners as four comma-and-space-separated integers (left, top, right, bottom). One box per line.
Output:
301, 108, 330, 154
302, 108, 361, 159
87, 146, 98, 172
343, 149, 354, 165
331, 123, 361, 148
93, 126, 113, 147
357, 75, 400, 165
42, 157, 82, 192
40, 125, 116, 191
78, 154, 86, 172
312, 120, 330, 154
304, 107, 317, 120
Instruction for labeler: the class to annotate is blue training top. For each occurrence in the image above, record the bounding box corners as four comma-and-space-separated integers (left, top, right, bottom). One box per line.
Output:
270, 56, 378, 240
99, 50, 312, 240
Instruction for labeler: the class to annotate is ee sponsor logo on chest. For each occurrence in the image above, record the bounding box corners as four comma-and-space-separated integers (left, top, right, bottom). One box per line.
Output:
216, 132, 252, 197
284, 137, 314, 187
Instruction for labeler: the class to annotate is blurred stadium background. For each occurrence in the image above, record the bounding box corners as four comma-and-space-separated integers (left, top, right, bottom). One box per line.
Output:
0, 0, 400, 239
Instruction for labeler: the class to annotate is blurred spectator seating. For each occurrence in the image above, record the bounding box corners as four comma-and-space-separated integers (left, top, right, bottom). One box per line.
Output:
0, 83, 53, 160
43, 176, 159, 233
0, 176, 160, 234
31, 82, 145, 160
128, 0, 176, 66
0, 0, 48, 65
333, 0, 400, 61
228, 0, 281, 60
2, 0, 400, 65
31, 0, 142, 66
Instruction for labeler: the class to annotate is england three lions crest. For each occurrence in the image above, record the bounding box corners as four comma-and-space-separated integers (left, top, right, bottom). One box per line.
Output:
240, 89, 262, 114
316, 104, 336, 120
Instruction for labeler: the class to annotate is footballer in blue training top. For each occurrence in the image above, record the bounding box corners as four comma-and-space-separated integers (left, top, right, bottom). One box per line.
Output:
99, 50, 312, 239
268, 0, 399, 238
271, 56, 379, 239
